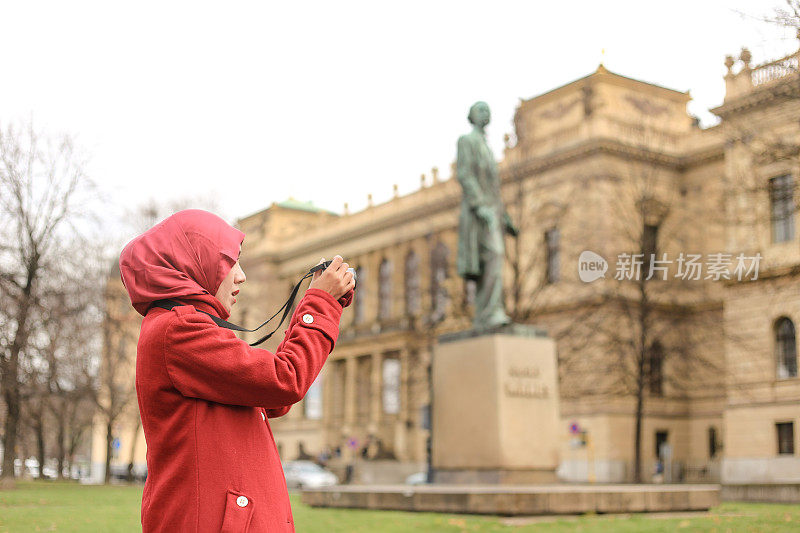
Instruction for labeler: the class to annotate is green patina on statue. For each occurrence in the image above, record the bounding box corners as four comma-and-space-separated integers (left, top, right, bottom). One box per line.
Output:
456, 101, 519, 330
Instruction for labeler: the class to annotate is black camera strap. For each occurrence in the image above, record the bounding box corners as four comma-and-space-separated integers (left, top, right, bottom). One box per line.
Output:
152, 270, 315, 347
151, 260, 350, 347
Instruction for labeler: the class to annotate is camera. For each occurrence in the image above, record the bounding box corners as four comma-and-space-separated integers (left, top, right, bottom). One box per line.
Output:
309, 260, 357, 289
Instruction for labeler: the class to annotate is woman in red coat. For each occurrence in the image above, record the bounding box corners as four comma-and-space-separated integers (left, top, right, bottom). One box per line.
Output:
119, 209, 354, 532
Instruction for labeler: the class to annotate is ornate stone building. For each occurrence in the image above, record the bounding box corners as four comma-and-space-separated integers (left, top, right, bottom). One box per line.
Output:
97, 45, 800, 492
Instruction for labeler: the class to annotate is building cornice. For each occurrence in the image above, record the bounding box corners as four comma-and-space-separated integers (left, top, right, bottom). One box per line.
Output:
279, 195, 461, 262
244, 138, 723, 267
681, 144, 726, 168
504, 137, 723, 181
722, 262, 800, 285
505, 139, 682, 180
711, 76, 800, 119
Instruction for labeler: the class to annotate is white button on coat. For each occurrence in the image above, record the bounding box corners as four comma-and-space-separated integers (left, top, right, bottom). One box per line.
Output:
302, 314, 314, 324
236, 496, 249, 507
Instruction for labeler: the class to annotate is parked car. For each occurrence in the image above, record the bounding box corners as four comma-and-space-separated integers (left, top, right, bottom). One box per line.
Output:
108, 463, 147, 482
9, 458, 57, 479
282, 460, 337, 489
404, 471, 427, 485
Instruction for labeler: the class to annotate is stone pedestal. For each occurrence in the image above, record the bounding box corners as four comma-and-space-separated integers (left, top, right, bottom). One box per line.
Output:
302, 484, 722, 515
431, 324, 560, 483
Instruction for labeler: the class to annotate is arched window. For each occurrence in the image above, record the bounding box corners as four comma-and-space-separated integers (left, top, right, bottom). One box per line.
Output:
769, 175, 795, 243
353, 266, 365, 324
775, 317, 797, 379
430, 242, 450, 322
378, 258, 392, 320
404, 250, 420, 316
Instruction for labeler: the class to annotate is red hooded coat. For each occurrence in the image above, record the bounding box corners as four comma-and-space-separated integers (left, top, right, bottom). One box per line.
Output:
119, 209, 351, 532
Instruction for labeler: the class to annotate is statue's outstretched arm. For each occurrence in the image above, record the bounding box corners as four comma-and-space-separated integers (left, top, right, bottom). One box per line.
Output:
503, 210, 519, 237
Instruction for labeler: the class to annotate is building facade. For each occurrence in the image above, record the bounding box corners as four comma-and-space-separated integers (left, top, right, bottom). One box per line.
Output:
98, 45, 800, 489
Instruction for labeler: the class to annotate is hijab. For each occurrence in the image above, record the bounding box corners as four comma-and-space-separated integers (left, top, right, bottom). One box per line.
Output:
119, 209, 245, 320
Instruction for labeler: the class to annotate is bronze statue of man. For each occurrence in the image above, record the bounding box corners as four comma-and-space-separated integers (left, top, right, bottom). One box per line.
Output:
455, 101, 519, 330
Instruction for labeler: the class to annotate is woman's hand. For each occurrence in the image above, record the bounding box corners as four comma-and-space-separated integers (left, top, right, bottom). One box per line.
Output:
308, 255, 355, 300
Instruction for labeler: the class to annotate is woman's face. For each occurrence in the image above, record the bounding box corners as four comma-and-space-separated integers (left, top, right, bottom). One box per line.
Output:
215, 260, 246, 313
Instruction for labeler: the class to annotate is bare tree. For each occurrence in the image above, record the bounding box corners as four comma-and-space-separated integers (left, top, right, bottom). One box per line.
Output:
770, 0, 800, 29
19, 367, 49, 480
95, 270, 140, 484
548, 134, 750, 483
12, 259, 98, 483
123, 194, 226, 236
41, 254, 101, 480
0, 121, 93, 487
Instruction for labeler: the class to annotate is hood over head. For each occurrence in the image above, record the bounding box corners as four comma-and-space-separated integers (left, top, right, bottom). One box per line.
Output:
119, 209, 245, 319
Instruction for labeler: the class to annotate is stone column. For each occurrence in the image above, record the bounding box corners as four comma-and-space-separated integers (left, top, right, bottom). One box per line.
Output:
420, 346, 433, 465
396, 348, 410, 461
322, 362, 332, 445
370, 351, 383, 436
343, 355, 357, 462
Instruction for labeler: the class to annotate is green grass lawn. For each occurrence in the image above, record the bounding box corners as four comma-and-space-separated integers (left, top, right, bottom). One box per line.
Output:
0, 481, 798, 532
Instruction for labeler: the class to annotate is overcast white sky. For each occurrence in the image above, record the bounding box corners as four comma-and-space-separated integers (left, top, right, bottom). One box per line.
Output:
0, 1, 796, 228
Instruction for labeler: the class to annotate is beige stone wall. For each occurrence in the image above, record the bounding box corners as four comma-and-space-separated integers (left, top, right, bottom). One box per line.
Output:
556, 412, 714, 482
722, 274, 800, 478
724, 403, 800, 458
714, 53, 800, 484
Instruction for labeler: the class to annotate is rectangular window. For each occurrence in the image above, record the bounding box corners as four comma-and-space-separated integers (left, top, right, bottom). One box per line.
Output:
655, 430, 669, 459
777, 422, 795, 455
303, 374, 323, 420
770, 175, 795, 243
382, 356, 401, 415
708, 427, 718, 459
545, 228, 560, 283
